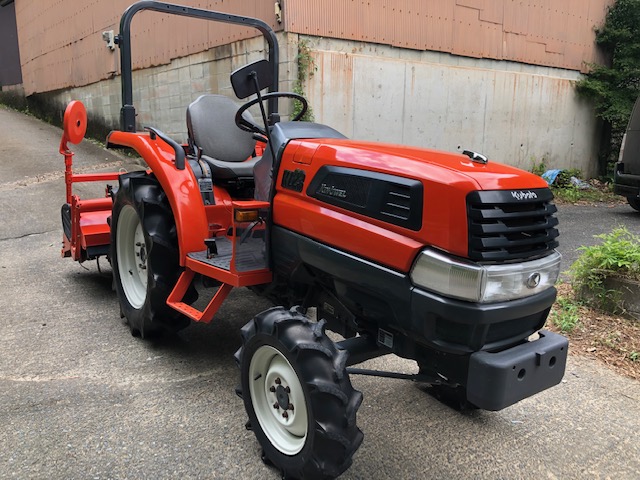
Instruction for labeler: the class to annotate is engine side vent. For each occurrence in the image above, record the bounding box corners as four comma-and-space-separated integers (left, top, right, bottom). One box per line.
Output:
381, 184, 412, 221
467, 189, 559, 262
307, 166, 423, 230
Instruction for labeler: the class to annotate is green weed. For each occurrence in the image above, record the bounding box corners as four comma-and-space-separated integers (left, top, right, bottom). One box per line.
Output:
292, 39, 316, 122
570, 227, 640, 312
551, 296, 581, 333
553, 185, 582, 203
529, 158, 547, 176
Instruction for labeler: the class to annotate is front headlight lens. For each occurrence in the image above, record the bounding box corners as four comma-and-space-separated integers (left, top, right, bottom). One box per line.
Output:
410, 249, 561, 303
410, 249, 485, 302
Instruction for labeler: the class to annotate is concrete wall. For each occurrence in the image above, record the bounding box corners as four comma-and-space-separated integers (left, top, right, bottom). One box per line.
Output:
12, 31, 600, 176
48, 33, 298, 143
305, 37, 600, 175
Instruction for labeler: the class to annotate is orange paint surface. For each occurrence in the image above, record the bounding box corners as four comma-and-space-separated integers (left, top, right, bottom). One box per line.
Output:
107, 131, 208, 263
274, 138, 548, 267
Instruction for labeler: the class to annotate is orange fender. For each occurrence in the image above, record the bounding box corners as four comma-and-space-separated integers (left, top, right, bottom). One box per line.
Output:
106, 131, 208, 264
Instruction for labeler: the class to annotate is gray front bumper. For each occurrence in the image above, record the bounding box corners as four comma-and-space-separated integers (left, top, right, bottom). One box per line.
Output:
466, 330, 568, 411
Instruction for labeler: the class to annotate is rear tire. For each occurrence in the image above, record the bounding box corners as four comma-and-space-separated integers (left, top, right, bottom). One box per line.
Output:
236, 307, 363, 480
111, 171, 193, 338
627, 196, 640, 212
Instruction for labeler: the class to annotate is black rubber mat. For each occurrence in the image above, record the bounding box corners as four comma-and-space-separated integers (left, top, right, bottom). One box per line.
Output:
188, 236, 266, 272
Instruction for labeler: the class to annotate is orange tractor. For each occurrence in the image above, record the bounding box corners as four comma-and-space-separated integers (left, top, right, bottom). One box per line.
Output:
60, 2, 568, 478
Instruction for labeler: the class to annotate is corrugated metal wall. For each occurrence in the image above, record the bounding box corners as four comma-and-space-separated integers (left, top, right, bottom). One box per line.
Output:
15, 0, 281, 95
15, 0, 613, 96
285, 0, 613, 72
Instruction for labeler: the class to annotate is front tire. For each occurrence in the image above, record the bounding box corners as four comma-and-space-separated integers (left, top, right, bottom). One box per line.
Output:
236, 307, 363, 480
111, 171, 192, 338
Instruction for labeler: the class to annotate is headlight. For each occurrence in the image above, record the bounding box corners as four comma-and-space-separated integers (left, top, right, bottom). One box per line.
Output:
410, 249, 561, 303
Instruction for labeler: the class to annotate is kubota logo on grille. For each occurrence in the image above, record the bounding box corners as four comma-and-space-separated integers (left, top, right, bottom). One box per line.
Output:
511, 190, 538, 201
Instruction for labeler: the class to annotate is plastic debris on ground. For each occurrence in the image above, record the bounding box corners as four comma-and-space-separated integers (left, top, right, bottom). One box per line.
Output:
542, 169, 562, 185
541, 169, 591, 189
570, 176, 591, 189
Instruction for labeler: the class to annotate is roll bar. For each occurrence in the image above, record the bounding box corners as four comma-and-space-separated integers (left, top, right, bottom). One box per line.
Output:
117, 1, 280, 132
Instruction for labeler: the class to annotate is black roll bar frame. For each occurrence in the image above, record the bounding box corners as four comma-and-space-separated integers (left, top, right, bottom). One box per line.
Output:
117, 1, 279, 132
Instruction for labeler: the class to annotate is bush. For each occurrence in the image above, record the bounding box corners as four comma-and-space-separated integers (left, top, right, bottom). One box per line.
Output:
575, 0, 640, 172
570, 226, 640, 311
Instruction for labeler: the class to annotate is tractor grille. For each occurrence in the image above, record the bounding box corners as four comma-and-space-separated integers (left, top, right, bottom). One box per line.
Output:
467, 188, 559, 262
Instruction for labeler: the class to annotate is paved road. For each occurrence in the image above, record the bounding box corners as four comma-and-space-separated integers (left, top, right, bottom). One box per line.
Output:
1, 106, 639, 479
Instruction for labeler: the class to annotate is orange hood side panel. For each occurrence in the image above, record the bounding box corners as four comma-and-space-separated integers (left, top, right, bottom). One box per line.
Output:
274, 139, 549, 270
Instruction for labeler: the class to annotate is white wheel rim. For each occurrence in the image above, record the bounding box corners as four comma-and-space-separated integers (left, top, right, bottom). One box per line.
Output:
249, 345, 308, 455
116, 205, 148, 309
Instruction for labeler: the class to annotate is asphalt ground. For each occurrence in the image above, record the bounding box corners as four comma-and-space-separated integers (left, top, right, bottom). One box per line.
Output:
1, 105, 639, 479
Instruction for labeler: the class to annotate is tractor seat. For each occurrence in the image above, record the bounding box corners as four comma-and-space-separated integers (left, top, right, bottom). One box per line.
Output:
186, 94, 260, 180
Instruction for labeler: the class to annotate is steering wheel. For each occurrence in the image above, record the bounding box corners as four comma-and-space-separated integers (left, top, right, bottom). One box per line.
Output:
235, 92, 308, 136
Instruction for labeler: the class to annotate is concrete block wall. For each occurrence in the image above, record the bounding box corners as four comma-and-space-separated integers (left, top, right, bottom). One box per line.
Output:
52, 32, 298, 143
304, 36, 600, 176
41, 31, 599, 176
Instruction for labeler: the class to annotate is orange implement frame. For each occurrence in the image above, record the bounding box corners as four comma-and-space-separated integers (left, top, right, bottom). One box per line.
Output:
60, 102, 120, 262
62, 195, 116, 261
166, 200, 273, 323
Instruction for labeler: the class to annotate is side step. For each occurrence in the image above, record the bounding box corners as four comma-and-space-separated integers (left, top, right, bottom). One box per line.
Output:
166, 269, 233, 323
167, 199, 272, 323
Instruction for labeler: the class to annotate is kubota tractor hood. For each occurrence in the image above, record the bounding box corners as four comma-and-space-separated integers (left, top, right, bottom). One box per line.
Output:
305, 139, 549, 192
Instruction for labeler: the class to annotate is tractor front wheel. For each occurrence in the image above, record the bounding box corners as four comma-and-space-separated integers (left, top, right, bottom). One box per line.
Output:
236, 307, 363, 479
111, 171, 192, 338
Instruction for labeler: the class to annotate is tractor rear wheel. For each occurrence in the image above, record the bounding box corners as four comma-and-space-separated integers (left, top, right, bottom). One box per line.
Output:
111, 171, 192, 338
236, 307, 363, 480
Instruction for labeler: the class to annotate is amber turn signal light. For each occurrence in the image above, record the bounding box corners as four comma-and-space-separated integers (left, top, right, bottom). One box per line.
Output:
235, 210, 259, 222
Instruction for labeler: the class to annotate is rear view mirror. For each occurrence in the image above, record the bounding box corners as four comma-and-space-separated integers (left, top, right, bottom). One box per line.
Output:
231, 59, 274, 99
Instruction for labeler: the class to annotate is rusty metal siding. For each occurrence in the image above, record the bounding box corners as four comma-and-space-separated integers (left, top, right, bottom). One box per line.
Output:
14, 0, 614, 96
285, 0, 614, 71
15, 0, 281, 95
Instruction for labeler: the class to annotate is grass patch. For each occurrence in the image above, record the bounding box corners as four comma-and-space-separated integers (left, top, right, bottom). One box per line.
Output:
550, 295, 581, 333
551, 182, 619, 204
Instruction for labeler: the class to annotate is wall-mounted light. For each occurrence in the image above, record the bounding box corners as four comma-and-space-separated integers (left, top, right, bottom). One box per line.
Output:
275, 1, 282, 24
102, 30, 115, 51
